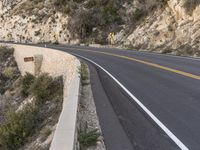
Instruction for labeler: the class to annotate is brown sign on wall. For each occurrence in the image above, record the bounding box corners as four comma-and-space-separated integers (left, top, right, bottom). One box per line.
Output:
24, 57, 34, 62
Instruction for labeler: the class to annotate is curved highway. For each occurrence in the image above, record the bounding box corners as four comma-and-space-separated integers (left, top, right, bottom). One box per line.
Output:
47, 45, 200, 150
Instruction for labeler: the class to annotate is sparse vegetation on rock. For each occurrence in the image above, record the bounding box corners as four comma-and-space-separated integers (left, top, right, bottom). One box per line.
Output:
0, 104, 38, 150
0, 73, 63, 150
1, 0, 200, 56
183, 0, 200, 14
0, 46, 20, 94
30, 73, 63, 105
21, 72, 35, 97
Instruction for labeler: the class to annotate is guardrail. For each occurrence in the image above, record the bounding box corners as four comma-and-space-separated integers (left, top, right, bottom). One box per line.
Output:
50, 62, 80, 150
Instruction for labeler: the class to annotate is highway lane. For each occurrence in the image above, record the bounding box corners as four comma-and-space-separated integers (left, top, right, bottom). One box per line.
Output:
58, 45, 200, 76
48, 45, 200, 150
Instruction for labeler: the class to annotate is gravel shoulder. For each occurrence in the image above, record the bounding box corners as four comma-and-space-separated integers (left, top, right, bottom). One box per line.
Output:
77, 62, 106, 150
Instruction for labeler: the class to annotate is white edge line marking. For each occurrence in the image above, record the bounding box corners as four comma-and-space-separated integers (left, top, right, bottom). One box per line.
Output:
71, 53, 189, 150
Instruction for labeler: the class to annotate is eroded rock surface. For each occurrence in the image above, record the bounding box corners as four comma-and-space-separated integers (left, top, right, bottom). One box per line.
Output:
1, 0, 200, 56
123, 0, 200, 56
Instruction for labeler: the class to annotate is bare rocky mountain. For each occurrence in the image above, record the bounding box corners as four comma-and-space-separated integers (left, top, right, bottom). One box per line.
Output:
0, 0, 200, 56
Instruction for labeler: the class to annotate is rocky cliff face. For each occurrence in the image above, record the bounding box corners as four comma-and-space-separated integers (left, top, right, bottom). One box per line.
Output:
0, 0, 200, 56
0, 0, 21, 14
123, 0, 200, 56
0, 0, 73, 44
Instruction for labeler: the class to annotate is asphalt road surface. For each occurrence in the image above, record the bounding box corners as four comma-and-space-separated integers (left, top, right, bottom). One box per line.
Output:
47, 45, 200, 150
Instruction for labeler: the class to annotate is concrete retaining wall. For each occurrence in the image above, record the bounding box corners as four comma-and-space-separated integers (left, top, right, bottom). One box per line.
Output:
0, 43, 80, 150
12, 44, 79, 95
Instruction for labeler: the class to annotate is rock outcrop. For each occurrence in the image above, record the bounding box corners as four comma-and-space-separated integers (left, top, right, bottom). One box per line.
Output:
123, 0, 200, 56
0, 0, 200, 56
0, 0, 73, 44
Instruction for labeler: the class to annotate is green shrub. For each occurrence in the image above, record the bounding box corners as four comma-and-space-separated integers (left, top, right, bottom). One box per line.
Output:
3, 67, 15, 79
34, 30, 41, 36
102, 2, 121, 24
54, 0, 67, 6
0, 104, 38, 150
0, 46, 14, 62
21, 73, 63, 102
53, 40, 59, 45
158, 0, 168, 5
73, 0, 85, 3
69, 9, 95, 39
53, 0, 74, 14
79, 129, 100, 148
30, 73, 63, 105
21, 73, 35, 97
0, 46, 18, 94
133, 9, 145, 21
79, 63, 89, 81
67, 0, 123, 41
0, 73, 63, 150
62, 4, 71, 14
85, 0, 100, 8
30, 74, 53, 104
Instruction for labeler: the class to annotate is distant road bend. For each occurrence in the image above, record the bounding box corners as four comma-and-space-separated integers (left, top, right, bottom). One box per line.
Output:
46, 45, 200, 150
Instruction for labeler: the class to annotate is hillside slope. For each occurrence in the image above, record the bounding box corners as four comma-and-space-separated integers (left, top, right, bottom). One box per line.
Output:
0, 46, 63, 150
0, 0, 200, 56
123, 0, 200, 56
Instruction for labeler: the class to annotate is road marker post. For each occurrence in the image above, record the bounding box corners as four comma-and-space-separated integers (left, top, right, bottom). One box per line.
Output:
108, 32, 115, 46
